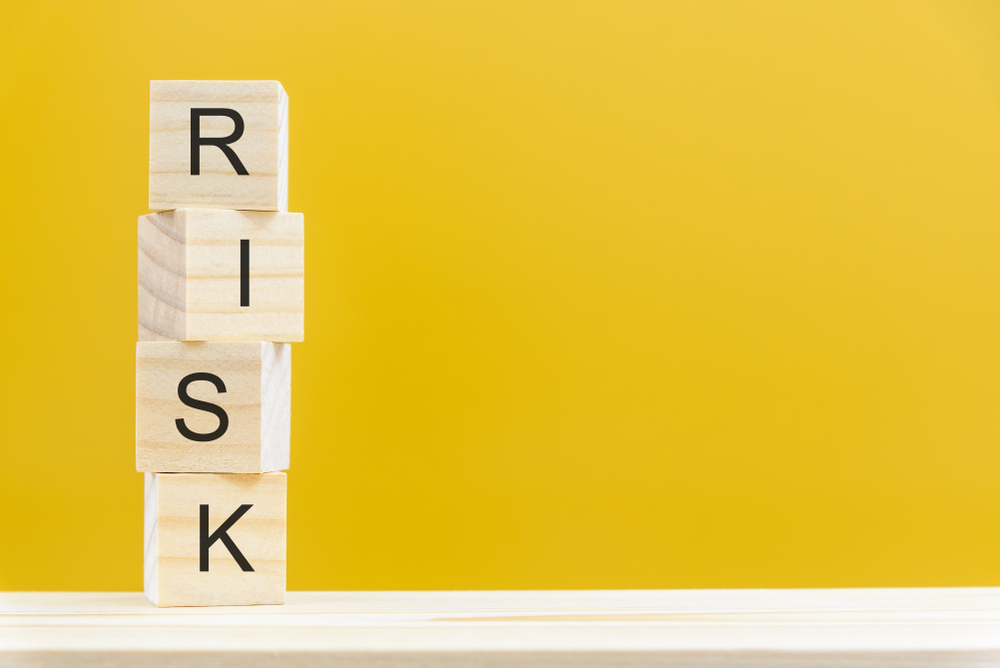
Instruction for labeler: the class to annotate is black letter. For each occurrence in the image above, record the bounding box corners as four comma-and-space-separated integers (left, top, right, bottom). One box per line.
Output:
241, 239, 250, 307
190, 108, 249, 176
200, 504, 254, 572
176, 372, 229, 442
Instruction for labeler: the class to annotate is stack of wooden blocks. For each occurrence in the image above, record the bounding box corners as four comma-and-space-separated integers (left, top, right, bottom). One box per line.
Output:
137, 80, 303, 608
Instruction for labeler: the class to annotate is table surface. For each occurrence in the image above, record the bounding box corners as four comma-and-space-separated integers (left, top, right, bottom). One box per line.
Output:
2, 588, 999, 667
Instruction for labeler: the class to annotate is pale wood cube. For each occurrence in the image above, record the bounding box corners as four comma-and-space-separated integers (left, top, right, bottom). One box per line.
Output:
138, 208, 304, 342
149, 80, 288, 212
136, 342, 290, 473
144, 472, 286, 607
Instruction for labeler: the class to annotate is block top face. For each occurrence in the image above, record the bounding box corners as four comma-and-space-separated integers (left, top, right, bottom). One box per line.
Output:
149, 80, 288, 213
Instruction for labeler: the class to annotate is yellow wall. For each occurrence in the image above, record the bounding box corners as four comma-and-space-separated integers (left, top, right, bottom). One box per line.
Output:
1, 0, 999, 591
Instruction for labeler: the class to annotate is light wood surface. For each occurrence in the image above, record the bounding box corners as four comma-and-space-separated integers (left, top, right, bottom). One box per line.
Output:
144, 473, 286, 608
149, 80, 288, 212
136, 342, 290, 473
1, 589, 996, 666
138, 209, 304, 342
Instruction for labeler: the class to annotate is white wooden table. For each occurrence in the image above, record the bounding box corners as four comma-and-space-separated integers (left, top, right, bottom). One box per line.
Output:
2, 589, 998, 666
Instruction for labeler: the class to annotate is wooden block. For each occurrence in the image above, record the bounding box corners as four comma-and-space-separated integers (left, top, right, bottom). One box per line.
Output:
144, 472, 286, 608
138, 208, 304, 342
149, 80, 288, 212
136, 342, 290, 473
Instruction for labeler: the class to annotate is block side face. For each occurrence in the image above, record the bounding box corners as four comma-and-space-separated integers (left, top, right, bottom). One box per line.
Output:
154, 473, 286, 607
149, 81, 285, 212
136, 342, 266, 473
260, 343, 291, 472
277, 86, 288, 213
143, 473, 159, 606
183, 210, 303, 342
138, 213, 187, 341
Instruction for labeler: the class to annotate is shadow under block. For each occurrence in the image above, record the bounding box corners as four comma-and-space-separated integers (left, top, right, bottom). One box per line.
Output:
139, 208, 304, 342
144, 472, 286, 608
149, 80, 288, 212
136, 342, 290, 473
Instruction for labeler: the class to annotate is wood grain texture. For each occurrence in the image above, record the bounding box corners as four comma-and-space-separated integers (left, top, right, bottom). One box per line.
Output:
138, 209, 304, 342
136, 342, 290, 473
1, 589, 998, 666
149, 80, 288, 212
144, 473, 286, 608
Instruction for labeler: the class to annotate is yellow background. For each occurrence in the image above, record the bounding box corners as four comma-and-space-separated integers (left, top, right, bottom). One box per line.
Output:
1, 0, 999, 591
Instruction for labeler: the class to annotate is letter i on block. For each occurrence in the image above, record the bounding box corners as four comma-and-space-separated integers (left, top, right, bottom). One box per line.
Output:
145, 472, 286, 607
139, 208, 304, 342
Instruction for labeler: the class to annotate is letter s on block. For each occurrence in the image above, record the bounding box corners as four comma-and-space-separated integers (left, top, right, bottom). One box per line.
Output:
175, 372, 229, 442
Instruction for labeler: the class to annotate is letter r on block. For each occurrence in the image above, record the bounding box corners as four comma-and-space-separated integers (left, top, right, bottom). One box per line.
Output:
149, 80, 288, 212
190, 108, 249, 176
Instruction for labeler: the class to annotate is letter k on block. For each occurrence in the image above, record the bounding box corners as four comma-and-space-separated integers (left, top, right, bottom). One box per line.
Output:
201, 504, 254, 572
144, 472, 286, 607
